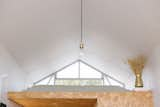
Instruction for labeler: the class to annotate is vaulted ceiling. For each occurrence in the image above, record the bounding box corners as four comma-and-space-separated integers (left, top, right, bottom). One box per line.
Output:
0, 0, 160, 73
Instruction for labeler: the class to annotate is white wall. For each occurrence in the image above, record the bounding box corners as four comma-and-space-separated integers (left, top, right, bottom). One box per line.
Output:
151, 46, 160, 107
0, 44, 26, 107
0, 0, 155, 92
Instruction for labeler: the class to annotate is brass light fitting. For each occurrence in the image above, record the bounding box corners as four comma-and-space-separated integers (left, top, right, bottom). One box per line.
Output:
80, 42, 84, 49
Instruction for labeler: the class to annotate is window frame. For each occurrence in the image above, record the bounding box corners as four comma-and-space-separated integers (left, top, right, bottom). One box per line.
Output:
33, 60, 125, 88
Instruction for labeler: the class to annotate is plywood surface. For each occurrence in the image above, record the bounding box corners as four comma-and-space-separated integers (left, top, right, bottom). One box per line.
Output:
8, 91, 154, 107
10, 98, 97, 107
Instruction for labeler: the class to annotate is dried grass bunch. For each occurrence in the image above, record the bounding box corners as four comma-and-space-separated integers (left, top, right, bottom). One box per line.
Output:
128, 55, 147, 75
128, 55, 147, 87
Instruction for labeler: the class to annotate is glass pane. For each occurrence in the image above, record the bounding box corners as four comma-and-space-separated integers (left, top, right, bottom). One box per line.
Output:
80, 80, 103, 86
48, 75, 55, 85
104, 76, 110, 85
55, 79, 103, 86
108, 78, 123, 87
80, 62, 102, 78
56, 62, 79, 78
36, 77, 50, 85
55, 80, 80, 85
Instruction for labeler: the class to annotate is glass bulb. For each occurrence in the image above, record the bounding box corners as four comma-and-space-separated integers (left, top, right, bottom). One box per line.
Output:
80, 42, 84, 49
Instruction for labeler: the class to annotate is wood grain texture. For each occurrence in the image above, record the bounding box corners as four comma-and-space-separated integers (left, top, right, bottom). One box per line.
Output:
10, 98, 97, 107
8, 91, 154, 107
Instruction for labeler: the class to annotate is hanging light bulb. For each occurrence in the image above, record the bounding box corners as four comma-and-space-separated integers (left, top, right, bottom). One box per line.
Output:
80, 42, 84, 49
79, 43, 84, 57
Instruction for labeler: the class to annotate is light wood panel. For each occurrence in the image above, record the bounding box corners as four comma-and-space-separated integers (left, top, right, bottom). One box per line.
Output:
8, 91, 154, 107
10, 98, 97, 107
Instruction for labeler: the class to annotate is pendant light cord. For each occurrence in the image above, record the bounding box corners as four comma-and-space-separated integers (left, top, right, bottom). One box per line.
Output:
80, 0, 84, 49
81, 0, 83, 43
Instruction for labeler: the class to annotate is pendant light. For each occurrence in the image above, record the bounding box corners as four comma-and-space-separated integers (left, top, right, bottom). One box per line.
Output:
80, 0, 84, 49
79, 0, 84, 57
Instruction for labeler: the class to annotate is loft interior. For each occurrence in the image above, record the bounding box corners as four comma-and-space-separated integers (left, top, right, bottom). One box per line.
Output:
0, 0, 160, 107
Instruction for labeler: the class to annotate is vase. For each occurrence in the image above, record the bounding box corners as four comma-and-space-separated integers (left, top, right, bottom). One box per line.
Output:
135, 74, 143, 87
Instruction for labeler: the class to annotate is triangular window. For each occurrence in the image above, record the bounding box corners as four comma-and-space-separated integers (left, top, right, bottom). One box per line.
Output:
34, 60, 125, 87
